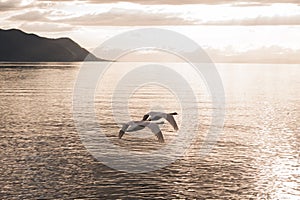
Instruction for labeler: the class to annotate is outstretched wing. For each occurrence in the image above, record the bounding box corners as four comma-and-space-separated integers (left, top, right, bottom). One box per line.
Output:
146, 123, 165, 143
119, 123, 129, 139
165, 114, 178, 131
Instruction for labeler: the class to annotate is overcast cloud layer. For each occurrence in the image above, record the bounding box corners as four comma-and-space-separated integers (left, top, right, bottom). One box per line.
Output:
1, 0, 299, 25
7, 13, 300, 26
36, 0, 300, 5
1, 0, 300, 59
3, 1, 300, 26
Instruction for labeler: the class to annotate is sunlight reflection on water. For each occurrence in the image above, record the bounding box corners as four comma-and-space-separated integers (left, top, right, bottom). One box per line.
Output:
0, 62, 299, 199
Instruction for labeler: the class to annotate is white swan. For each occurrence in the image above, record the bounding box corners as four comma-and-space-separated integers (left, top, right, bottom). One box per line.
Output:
142, 112, 178, 131
119, 121, 165, 143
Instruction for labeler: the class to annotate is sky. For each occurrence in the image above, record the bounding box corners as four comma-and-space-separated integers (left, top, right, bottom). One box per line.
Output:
1, 0, 300, 62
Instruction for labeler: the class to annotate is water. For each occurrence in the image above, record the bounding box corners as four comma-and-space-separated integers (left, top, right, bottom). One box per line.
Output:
0, 62, 299, 199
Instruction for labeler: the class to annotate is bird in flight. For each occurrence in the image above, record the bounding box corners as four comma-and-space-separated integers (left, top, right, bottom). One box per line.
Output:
118, 112, 179, 143
119, 121, 165, 143
142, 112, 178, 131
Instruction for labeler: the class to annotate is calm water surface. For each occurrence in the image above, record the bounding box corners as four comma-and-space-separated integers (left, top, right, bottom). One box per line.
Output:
0, 62, 299, 199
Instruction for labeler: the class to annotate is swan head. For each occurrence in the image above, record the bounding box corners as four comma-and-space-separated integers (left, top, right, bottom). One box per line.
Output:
142, 114, 149, 121
119, 130, 125, 139
170, 112, 178, 115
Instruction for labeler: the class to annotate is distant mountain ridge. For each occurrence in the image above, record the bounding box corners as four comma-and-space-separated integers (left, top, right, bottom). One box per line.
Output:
0, 28, 104, 62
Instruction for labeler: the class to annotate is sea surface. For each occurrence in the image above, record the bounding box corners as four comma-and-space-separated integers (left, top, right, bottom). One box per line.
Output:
0, 62, 299, 199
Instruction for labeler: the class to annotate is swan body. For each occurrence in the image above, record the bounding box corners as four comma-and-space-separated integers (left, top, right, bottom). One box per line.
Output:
119, 121, 165, 143
142, 112, 178, 131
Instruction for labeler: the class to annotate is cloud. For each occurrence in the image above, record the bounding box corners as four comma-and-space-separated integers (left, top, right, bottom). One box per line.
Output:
7, 7, 194, 26
8, 7, 300, 26
0, 0, 57, 12
96, 45, 300, 63
6, 5, 197, 26
55, 8, 196, 26
0, 0, 23, 11
19, 22, 75, 32
4, 1, 300, 27
78, 0, 300, 5
230, 2, 271, 7
8, 10, 50, 21
203, 15, 300, 25
34, 0, 300, 5
206, 45, 300, 63
39, 10, 300, 26
36, 0, 227, 4
7, 9, 74, 23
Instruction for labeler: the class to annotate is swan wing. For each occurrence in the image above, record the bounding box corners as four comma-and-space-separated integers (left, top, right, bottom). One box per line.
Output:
119, 123, 129, 139
165, 114, 178, 131
147, 123, 165, 143
126, 121, 146, 132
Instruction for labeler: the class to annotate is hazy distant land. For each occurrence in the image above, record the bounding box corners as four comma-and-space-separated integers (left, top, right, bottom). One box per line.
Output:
0, 28, 299, 64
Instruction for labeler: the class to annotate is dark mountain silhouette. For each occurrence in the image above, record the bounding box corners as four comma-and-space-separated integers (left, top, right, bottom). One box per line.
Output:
0, 28, 104, 62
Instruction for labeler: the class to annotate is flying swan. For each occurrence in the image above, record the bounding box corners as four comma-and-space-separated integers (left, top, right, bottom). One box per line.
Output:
142, 112, 178, 131
119, 121, 165, 143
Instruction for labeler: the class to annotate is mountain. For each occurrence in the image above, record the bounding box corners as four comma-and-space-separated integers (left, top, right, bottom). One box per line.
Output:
0, 28, 104, 62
